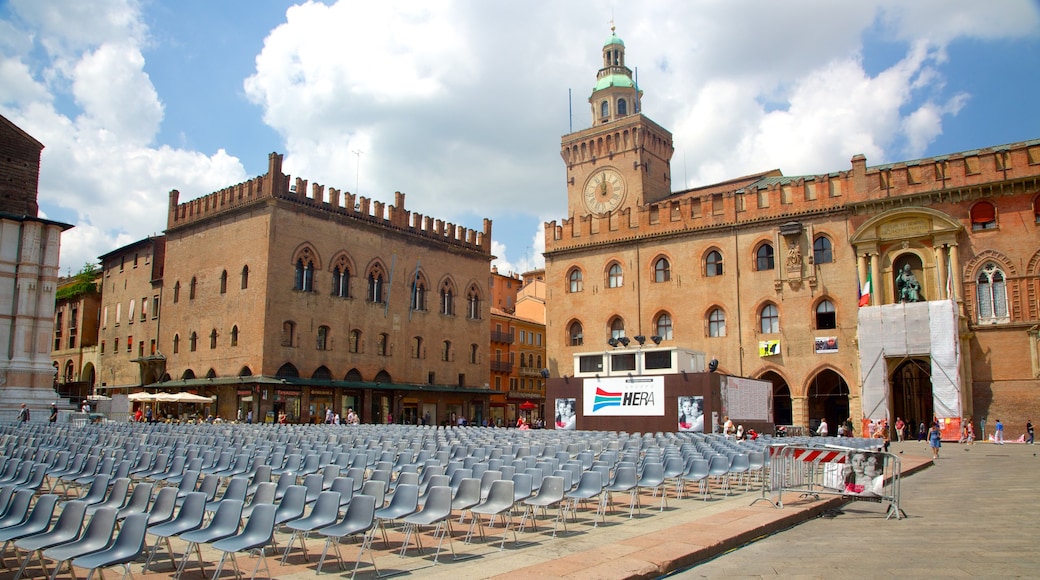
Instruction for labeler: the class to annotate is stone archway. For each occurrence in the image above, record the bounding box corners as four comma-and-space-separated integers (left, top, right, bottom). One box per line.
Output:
760, 370, 792, 425
891, 358, 933, 433
807, 369, 850, 435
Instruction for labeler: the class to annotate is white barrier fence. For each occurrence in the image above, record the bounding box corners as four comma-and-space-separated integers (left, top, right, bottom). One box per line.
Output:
753, 443, 906, 520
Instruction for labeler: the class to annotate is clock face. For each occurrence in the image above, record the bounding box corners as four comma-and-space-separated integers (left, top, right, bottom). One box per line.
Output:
582, 168, 627, 215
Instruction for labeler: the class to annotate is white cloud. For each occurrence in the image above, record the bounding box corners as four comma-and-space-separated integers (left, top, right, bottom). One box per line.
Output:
1, 0, 1037, 273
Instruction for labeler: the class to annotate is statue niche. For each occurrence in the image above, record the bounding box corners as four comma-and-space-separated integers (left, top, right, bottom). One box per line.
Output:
895, 263, 923, 303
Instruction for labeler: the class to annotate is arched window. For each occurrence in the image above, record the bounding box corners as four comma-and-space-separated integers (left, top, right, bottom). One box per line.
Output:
569, 321, 584, 346
411, 274, 427, 311
209, 329, 217, 349
440, 280, 455, 316
655, 312, 673, 340
707, 308, 726, 337
467, 286, 481, 320
173, 334, 180, 354
971, 201, 997, 231
332, 265, 350, 298
976, 262, 1009, 321
317, 326, 329, 350
760, 303, 780, 333
470, 344, 479, 364
607, 263, 623, 288
654, 257, 670, 282
609, 317, 626, 340
756, 244, 774, 271
189, 331, 198, 352
600, 100, 609, 119
367, 266, 385, 303
241, 265, 249, 289
173, 281, 180, 303
230, 325, 239, 347
441, 340, 451, 361
568, 268, 583, 293
349, 329, 361, 353
617, 98, 627, 116
706, 250, 724, 277
219, 270, 227, 294
281, 321, 295, 347
813, 236, 833, 264
189, 277, 197, 299
815, 300, 836, 329
412, 336, 423, 358
294, 258, 315, 292
378, 333, 389, 356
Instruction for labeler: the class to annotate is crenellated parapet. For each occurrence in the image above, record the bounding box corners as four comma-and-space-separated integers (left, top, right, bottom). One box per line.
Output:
167, 152, 492, 255
546, 138, 1040, 254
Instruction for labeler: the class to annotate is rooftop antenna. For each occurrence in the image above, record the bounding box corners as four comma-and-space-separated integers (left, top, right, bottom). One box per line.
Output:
352, 149, 363, 195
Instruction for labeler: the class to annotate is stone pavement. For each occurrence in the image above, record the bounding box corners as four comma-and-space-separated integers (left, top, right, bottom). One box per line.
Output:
60, 440, 941, 580
674, 439, 1040, 578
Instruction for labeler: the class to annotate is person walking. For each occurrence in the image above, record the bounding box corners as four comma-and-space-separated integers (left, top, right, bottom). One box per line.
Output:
1027, 420, 1034, 445
49, 403, 58, 423
818, 418, 829, 437
995, 419, 1005, 444
928, 421, 942, 459
918, 422, 926, 441
17, 403, 30, 423
895, 417, 905, 442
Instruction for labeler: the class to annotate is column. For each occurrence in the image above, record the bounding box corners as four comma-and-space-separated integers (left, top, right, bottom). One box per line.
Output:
935, 245, 948, 300
869, 253, 882, 306
948, 244, 961, 302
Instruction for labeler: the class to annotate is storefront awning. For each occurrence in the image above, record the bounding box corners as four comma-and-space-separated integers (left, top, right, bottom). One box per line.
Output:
144, 375, 494, 396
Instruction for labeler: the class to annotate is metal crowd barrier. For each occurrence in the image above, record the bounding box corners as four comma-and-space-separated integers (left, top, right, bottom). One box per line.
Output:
752, 442, 906, 520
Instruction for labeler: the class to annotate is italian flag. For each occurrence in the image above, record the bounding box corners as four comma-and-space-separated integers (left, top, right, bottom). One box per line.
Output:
859, 271, 872, 307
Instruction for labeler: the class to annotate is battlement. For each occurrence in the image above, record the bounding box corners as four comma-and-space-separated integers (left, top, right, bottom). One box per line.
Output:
546, 138, 1040, 253
168, 152, 492, 255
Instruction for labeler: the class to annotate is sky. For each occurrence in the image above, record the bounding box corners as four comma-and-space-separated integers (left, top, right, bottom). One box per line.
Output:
1, 0, 1038, 277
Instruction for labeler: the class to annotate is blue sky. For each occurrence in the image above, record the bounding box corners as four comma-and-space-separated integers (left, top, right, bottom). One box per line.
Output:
1, 0, 1038, 276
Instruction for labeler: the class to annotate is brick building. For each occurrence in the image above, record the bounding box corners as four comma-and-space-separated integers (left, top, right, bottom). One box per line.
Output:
52, 268, 102, 404
0, 114, 71, 415
488, 269, 547, 426
544, 29, 1040, 436
157, 152, 494, 425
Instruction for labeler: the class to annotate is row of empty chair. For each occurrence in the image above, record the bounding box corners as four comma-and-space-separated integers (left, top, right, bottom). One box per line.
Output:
0, 420, 880, 578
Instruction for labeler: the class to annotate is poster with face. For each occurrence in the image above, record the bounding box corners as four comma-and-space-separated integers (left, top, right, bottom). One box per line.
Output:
555, 398, 576, 430
842, 451, 885, 496
678, 396, 704, 432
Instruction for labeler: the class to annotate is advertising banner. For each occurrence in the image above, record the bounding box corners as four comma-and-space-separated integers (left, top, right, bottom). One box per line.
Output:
582, 376, 665, 417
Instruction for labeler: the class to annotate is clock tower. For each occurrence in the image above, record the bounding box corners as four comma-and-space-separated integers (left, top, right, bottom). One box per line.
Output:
562, 26, 674, 218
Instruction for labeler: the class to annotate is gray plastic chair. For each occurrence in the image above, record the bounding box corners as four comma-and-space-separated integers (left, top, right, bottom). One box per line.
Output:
329, 477, 355, 509
245, 465, 272, 497
280, 490, 341, 564
451, 478, 481, 524
143, 491, 208, 572
146, 486, 180, 527
240, 482, 276, 522
0, 493, 59, 565
707, 454, 732, 496
565, 470, 605, 526
300, 473, 325, 504
315, 494, 377, 577
466, 479, 516, 550
681, 459, 711, 501
637, 462, 668, 511
74, 474, 113, 509
359, 480, 385, 509
206, 477, 247, 517
12, 499, 88, 580
42, 507, 118, 580
521, 475, 567, 537
115, 481, 154, 521
273, 485, 307, 531
69, 512, 148, 580
604, 465, 640, 518
174, 499, 243, 580
85, 477, 131, 517
399, 486, 456, 563
210, 503, 277, 580
374, 483, 419, 547
0, 489, 35, 531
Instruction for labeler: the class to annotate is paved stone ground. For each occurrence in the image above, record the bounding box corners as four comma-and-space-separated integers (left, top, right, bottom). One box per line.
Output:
672, 440, 1040, 579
